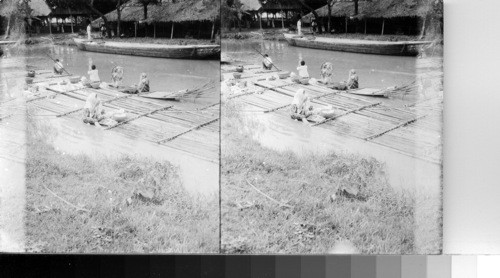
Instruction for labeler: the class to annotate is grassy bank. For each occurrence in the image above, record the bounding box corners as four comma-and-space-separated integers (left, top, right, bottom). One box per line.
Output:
221, 29, 286, 41
221, 101, 415, 254
24, 117, 218, 253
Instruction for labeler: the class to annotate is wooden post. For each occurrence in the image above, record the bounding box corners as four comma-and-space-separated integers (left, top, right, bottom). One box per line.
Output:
381, 18, 385, 35
69, 8, 74, 33
364, 19, 367, 34
281, 10, 284, 29
154, 22, 156, 38
170, 23, 174, 39
48, 17, 52, 35
345, 16, 348, 34
211, 21, 215, 40
134, 22, 137, 37
4, 15, 11, 39
419, 16, 427, 39
259, 13, 262, 29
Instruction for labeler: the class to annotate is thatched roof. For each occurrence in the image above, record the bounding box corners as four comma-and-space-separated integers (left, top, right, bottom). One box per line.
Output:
241, 0, 262, 11
49, 6, 97, 17
93, 0, 219, 25
148, 0, 219, 23
304, 0, 436, 20
30, 0, 51, 17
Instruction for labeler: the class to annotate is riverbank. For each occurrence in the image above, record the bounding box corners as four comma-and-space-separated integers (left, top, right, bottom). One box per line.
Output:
221, 28, 438, 42
24, 115, 218, 253
221, 100, 416, 254
2, 33, 220, 47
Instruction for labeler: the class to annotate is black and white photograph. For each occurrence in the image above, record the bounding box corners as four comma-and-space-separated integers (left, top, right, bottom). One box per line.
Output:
0, 0, 220, 253
221, 0, 443, 254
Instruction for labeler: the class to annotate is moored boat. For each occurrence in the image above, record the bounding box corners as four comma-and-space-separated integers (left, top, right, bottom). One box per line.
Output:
73, 38, 220, 60
346, 88, 388, 97
283, 33, 432, 56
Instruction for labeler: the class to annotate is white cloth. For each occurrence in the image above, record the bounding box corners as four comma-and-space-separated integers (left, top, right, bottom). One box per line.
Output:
84, 93, 103, 118
263, 57, 273, 68
297, 65, 309, 78
320, 62, 334, 84
111, 66, 124, 86
292, 88, 307, 108
54, 62, 64, 73
88, 69, 100, 82
297, 20, 302, 36
87, 24, 92, 40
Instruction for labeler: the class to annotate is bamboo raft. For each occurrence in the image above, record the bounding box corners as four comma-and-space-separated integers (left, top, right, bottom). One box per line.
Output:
223, 65, 443, 164
7, 72, 220, 163
283, 33, 433, 56
74, 38, 220, 60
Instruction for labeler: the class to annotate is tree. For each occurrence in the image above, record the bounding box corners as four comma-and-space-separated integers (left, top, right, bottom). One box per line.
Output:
116, 0, 133, 37
137, 0, 159, 20
221, 0, 245, 31
0, 0, 32, 39
326, 0, 335, 33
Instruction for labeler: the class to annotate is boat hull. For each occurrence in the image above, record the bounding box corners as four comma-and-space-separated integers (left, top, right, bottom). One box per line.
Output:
283, 34, 431, 56
74, 39, 220, 60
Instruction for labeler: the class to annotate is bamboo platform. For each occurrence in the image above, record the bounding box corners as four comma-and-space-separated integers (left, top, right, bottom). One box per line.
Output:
13, 72, 220, 163
223, 65, 443, 164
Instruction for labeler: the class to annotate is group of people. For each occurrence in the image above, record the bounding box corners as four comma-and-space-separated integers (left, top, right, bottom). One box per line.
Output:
290, 88, 336, 122
261, 55, 358, 90
52, 58, 151, 125
261, 54, 360, 122
86, 23, 108, 40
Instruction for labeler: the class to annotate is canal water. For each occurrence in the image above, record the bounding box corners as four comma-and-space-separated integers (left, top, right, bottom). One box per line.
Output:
223, 40, 417, 89
223, 40, 441, 192
2, 44, 220, 196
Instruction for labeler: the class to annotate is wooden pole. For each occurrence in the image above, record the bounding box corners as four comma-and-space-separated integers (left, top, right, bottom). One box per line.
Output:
154, 22, 156, 38
48, 17, 52, 35
134, 22, 137, 37
419, 16, 427, 39
259, 13, 262, 29
345, 16, 348, 34
69, 8, 74, 33
364, 19, 367, 34
170, 23, 174, 39
281, 10, 284, 29
381, 18, 385, 35
211, 21, 215, 40
4, 15, 11, 39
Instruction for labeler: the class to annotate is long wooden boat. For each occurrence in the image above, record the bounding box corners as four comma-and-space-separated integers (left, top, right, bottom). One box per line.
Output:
283, 33, 432, 56
347, 88, 388, 97
73, 38, 220, 60
140, 91, 181, 101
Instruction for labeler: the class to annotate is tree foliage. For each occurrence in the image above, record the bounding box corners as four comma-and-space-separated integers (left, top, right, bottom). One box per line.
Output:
221, 0, 245, 30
